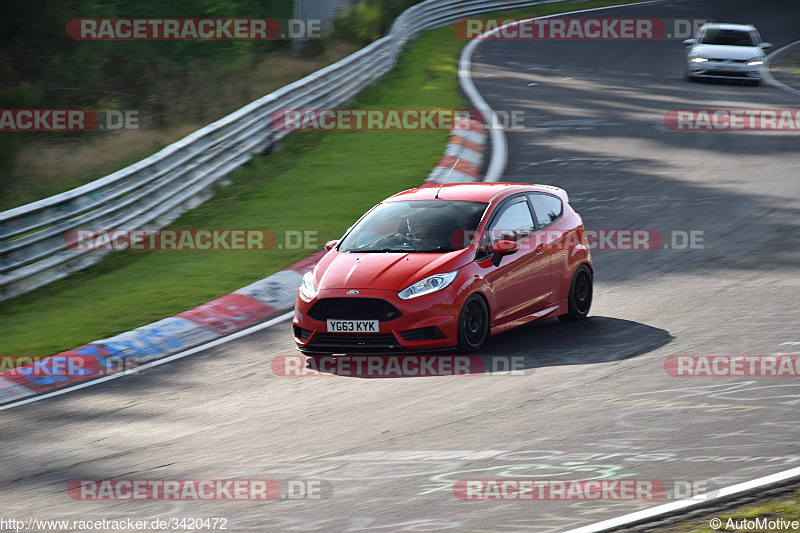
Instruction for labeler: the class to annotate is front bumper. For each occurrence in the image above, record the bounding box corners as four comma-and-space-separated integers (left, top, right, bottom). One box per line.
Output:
688, 60, 762, 79
293, 287, 463, 354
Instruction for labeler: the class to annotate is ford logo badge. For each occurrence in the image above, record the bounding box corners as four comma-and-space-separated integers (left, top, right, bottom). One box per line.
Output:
346, 290, 359, 295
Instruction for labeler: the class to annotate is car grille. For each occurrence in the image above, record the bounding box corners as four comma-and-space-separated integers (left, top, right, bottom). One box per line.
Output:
312, 333, 400, 347
707, 70, 751, 77
308, 298, 402, 322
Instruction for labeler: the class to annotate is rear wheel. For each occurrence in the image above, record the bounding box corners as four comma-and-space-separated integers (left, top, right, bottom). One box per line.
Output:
457, 294, 489, 353
558, 264, 593, 321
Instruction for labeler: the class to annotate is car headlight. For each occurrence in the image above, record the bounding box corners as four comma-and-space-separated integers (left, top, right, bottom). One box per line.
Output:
299, 270, 317, 299
747, 58, 764, 65
690, 56, 709, 63
398, 269, 459, 300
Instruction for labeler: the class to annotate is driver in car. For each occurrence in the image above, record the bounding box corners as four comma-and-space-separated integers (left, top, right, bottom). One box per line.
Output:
375, 213, 452, 250
406, 213, 450, 249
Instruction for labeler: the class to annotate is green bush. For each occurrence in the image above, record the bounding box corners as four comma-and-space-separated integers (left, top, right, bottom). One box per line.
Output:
335, 1, 385, 44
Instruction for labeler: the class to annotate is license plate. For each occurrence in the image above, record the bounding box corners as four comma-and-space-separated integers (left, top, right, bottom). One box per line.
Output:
327, 320, 379, 333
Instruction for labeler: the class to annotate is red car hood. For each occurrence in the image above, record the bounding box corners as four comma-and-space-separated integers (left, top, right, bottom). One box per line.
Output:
315, 249, 471, 292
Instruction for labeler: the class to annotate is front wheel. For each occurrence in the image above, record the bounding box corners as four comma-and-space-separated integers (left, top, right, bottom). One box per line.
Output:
685, 64, 697, 82
558, 264, 593, 321
457, 294, 489, 353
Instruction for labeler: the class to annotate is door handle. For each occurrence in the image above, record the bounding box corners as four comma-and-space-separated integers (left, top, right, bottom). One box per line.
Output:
534, 243, 547, 254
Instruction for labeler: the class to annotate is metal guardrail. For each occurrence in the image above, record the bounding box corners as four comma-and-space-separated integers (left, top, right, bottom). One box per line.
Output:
0, 0, 562, 301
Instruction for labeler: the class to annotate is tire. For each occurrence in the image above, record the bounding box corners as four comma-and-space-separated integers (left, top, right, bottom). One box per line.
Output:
457, 294, 489, 353
558, 264, 593, 322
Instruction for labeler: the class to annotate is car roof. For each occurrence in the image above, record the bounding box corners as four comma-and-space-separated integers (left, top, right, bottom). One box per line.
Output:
386, 182, 568, 203
699, 23, 756, 32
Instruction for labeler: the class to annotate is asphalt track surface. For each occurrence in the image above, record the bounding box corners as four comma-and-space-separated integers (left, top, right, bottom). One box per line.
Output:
2, 1, 800, 531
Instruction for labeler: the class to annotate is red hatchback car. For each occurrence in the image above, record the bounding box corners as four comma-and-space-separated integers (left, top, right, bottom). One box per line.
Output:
293, 183, 593, 354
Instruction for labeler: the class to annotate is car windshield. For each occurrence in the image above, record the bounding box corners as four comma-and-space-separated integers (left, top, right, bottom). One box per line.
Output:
338, 200, 488, 253
699, 28, 756, 46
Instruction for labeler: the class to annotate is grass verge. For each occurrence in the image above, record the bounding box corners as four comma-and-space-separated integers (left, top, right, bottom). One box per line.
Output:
660, 485, 800, 532
1, 0, 643, 356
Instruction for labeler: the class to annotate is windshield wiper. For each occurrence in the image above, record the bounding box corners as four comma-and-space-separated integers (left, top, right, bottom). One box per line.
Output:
418, 246, 454, 253
348, 248, 407, 253
345, 246, 453, 253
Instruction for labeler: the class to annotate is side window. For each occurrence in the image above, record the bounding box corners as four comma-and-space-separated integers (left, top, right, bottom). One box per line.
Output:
529, 193, 562, 228
488, 200, 535, 243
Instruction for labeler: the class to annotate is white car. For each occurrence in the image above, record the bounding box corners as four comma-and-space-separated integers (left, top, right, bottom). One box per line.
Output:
684, 23, 772, 85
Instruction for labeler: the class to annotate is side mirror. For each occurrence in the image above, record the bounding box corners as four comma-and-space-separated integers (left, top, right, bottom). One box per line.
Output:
682, 38, 695, 46
492, 239, 520, 255
761, 42, 773, 49
324, 240, 339, 251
